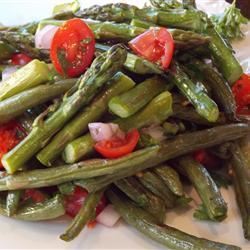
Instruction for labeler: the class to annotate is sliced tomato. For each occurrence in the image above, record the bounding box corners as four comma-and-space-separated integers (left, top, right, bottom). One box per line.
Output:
94, 128, 140, 159
23, 189, 46, 203
193, 149, 220, 168
50, 18, 95, 77
64, 186, 107, 218
11, 53, 32, 66
0, 120, 26, 168
232, 73, 250, 114
129, 27, 174, 70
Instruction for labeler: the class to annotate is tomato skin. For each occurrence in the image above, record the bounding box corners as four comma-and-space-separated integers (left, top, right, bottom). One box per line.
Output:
23, 189, 46, 203
129, 28, 174, 70
94, 128, 140, 159
232, 74, 250, 114
193, 149, 220, 168
64, 186, 107, 218
50, 18, 95, 77
11, 53, 32, 66
0, 120, 26, 168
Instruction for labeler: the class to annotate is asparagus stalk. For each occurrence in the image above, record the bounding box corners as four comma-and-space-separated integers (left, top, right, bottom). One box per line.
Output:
63, 90, 173, 163
0, 41, 16, 61
187, 58, 237, 120
0, 31, 49, 61
0, 21, 38, 35
6, 190, 23, 216
230, 142, 250, 239
0, 123, 248, 191
77, 3, 205, 31
150, 0, 183, 10
182, 0, 197, 8
107, 188, 240, 250
2, 45, 127, 174
96, 43, 163, 75
36, 72, 135, 166
169, 61, 219, 122
60, 190, 103, 242
177, 156, 227, 221
109, 76, 169, 118
0, 59, 50, 101
0, 79, 77, 124
153, 164, 183, 196
114, 176, 166, 222
137, 171, 177, 208
0, 195, 65, 221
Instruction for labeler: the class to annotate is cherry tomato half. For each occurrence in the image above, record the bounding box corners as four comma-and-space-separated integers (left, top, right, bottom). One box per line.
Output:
11, 53, 32, 66
129, 27, 174, 70
50, 18, 95, 77
94, 128, 140, 159
232, 73, 250, 114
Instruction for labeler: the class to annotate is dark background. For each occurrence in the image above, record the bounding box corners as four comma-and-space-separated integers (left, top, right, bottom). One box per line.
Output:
226, 0, 250, 18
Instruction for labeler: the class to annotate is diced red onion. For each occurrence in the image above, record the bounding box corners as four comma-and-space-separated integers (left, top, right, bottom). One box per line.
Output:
88, 122, 125, 142
2, 66, 19, 81
141, 125, 166, 141
96, 205, 121, 227
35, 25, 59, 50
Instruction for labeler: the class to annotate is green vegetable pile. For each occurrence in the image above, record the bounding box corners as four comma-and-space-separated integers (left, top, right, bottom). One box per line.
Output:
0, 0, 249, 249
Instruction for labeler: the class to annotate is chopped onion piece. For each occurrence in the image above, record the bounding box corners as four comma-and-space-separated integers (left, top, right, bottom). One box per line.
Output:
2, 66, 19, 81
88, 122, 125, 142
142, 125, 166, 141
35, 25, 59, 49
96, 205, 121, 227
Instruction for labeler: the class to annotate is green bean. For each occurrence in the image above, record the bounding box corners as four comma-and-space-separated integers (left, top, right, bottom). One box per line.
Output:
6, 190, 23, 216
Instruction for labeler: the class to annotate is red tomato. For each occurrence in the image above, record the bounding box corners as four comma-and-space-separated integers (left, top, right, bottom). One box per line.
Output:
50, 18, 95, 77
94, 128, 140, 159
64, 186, 107, 218
0, 120, 26, 168
11, 53, 32, 66
23, 189, 46, 203
129, 27, 174, 70
193, 149, 220, 168
232, 74, 250, 114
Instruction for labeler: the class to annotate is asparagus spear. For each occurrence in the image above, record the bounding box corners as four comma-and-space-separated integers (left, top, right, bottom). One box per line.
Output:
114, 176, 166, 222
63, 91, 173, 163
107, 188, 240, 250
0, 79, 77, 124
0, 31, 49, 61
6, 190, 23, 216
0, 123, 248, 191
169, 61, 219, 122
60, 190, 103, 242
153, 164, 183, 196
0, 41, 16, 61
187, 58, 237, 120
0, 195, 65, 221
109, 76, 169, 118
36, 72, 135, 166
150, 0, 182, 10
230, 142, 250, 239
177, 156, 227, 221
0, 21, 38, 35
137, 171, 177, 208
182, 0, 196, 8
172, 103, 226, 126
96, 43, 163, 75
0, 59, 50, 101
2, 44, 127, 174
76, 3, 205, 31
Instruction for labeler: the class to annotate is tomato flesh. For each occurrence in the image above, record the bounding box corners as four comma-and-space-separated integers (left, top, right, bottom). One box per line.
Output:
0, 120, 26, 168
129, 27, 174, 70
94, 128, 140, 159
193, 149, 220, 168
232, 74, 250, 114
64, 186, 107, 218
50, 18, 95, 77
11, 53, 32, 66
23, 189, 46, 203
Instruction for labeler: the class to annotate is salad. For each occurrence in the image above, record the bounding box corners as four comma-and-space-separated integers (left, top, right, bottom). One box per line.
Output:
0, 0, 249, 249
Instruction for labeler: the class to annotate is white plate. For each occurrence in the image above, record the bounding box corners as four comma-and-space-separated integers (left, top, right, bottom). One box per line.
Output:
0, 1, 250, 249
